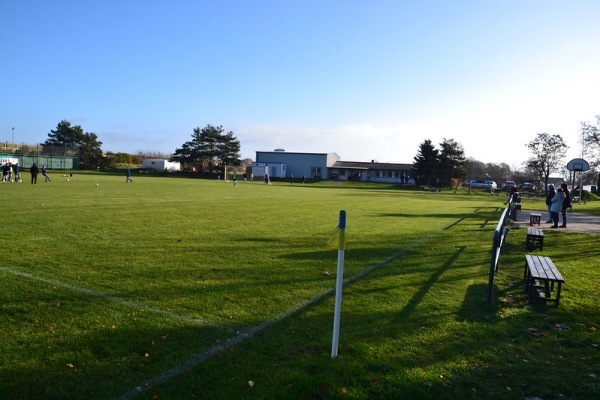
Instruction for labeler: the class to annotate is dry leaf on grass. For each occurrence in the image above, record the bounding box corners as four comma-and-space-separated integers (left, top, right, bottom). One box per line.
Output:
528, 327, 546, 337
554, 323, 570, 331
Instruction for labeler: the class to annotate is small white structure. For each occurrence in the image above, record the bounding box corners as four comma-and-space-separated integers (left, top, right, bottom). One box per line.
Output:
252, 162, 286, 179
142, 159, 181, 171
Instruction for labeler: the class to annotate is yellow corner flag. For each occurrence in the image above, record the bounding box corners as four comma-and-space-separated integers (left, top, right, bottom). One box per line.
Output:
327, 210, 346, 250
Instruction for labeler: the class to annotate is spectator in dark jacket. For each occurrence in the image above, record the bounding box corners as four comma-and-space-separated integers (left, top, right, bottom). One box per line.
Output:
30, 163, 39, 184
545, 184, 555, 223
560, 183, 571, 228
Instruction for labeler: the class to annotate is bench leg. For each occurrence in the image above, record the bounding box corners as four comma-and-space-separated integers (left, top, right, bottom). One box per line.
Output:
544, 280, 551, 299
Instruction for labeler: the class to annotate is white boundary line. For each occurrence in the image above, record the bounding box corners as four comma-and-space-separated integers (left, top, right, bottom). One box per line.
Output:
114, 214, 471, 399
0, 267, 235, 333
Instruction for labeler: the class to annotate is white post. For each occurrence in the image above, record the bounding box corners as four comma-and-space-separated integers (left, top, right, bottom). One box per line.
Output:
331, 210, 346, 359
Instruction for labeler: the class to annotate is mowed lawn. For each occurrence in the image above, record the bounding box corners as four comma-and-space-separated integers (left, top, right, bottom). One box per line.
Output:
1, 174, 599, 399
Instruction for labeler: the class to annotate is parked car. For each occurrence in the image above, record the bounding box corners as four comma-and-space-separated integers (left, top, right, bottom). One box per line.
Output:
501, 181, 516, 191
466, 180, 497, 190
520, 182, 537, 191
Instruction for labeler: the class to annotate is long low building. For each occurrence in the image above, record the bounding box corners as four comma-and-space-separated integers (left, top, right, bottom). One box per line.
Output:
329, 161, 415, 184
253, 150, 415, 184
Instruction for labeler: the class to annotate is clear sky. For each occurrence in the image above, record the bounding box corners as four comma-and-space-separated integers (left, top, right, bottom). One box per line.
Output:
2, 0, 599, 167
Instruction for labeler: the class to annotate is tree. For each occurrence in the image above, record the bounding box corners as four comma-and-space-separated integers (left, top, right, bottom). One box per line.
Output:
171, 124, 241, 174
79, 132, 104, 170
525, 133, 568, 192
581, 116, 600, 189
437, 138, 466, 188
412, 139, 439, 186
44, 120, 104, 169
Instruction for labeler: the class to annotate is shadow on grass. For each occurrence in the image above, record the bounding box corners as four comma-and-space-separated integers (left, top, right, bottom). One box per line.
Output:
396, 246, 466, 320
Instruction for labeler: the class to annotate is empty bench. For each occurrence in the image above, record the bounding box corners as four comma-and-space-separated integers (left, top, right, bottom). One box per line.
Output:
529, 212, 541, 226
524, 255, 565, 306
526, 227, 544, 251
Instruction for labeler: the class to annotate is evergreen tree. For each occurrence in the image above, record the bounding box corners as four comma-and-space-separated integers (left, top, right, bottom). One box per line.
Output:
172, 124, 241, 173
412, 139, 439, 186
44, 120, 104, 169
438, 138, 466, 188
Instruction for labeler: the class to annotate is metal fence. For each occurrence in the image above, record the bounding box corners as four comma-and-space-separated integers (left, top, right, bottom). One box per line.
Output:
2, 143, 79, 170
486, 199, 515, 304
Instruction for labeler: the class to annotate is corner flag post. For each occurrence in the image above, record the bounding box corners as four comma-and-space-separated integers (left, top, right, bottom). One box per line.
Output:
331, 210, 346, 359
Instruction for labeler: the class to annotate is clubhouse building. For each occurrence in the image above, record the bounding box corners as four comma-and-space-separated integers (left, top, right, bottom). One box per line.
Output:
253, 150, 415, 184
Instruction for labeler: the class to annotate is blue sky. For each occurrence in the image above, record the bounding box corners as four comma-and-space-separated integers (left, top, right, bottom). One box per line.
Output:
2, 0, 599, 167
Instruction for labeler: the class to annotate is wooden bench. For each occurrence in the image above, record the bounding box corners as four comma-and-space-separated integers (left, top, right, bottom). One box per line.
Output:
524, 255, 565, 306
529, 212, 541, 226
526, 227, 544, 251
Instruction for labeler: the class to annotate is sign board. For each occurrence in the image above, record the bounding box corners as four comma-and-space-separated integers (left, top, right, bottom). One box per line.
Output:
566, 158, 590, 172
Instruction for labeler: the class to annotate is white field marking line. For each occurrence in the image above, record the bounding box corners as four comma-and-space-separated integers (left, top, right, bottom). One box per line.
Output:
0, 267, 234, 333
115, 213, 471, 400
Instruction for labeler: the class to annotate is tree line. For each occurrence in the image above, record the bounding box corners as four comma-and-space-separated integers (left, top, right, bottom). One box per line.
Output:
35, 120, 242, 171
412, 121, 600, 192
31, 117, 600, 188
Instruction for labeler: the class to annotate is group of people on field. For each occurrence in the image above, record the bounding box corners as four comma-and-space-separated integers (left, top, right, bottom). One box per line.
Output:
1, 162, 21, 182
546, 183, 572, 228
28, 163, 52, 184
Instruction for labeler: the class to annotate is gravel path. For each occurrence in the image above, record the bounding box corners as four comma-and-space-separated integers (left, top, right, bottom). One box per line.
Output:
515, 210, 600, 235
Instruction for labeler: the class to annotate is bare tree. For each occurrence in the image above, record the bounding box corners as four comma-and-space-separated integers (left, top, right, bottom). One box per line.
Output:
581, 116, 600, 189
525, 133, 568, 192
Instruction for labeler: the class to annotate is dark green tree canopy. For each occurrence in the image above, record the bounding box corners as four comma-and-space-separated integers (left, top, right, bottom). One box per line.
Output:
413, 138, 466, 188
44, 120, 104, 169
171, 124, 241, 173
437, 138, 466, 188
412, 139, 439, 186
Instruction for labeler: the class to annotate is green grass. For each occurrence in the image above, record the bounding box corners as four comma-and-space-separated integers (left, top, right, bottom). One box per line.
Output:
1, 174, 599, 399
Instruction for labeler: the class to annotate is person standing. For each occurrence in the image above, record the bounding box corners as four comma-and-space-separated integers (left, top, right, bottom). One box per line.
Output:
545, 184, 555, 223
126, 168, 133, 183
2, 162, 9, 182
13, 162, 20, 182
560, 183, 571, 228
41, 165, 51, 182
549, 188, 565, 228
30, 163, 39, 184
243, 172, 247, 183
232, 171, 238, 186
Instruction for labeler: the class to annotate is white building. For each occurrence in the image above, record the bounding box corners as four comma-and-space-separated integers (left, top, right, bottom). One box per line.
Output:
253, 150, 414, 183
255, 150, 340, 179
142, 159, 181, 171
251, 162, 286, 179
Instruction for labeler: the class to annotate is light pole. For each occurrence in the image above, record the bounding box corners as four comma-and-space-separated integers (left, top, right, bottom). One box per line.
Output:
11, 127, 14, 152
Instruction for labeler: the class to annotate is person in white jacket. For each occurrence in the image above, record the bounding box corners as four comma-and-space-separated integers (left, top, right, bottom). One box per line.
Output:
549, 188, 565, 228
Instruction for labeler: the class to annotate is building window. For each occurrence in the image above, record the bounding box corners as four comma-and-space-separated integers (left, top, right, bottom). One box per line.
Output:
311, 167, 321, 174
339, 169, 346, 176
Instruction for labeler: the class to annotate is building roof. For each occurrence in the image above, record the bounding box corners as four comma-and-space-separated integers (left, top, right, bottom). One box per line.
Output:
256, 150, 338, 156
332, 161, 413, 171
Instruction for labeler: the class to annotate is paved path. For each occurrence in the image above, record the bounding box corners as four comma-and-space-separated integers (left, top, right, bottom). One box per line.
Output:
515, 210, 600, 234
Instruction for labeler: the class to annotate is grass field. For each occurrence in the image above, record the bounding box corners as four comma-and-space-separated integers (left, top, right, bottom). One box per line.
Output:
1, 173, 599, 399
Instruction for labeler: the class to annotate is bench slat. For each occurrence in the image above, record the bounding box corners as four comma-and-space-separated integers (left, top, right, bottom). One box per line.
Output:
524, 255, 565, 307
526, 255, 564, 282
